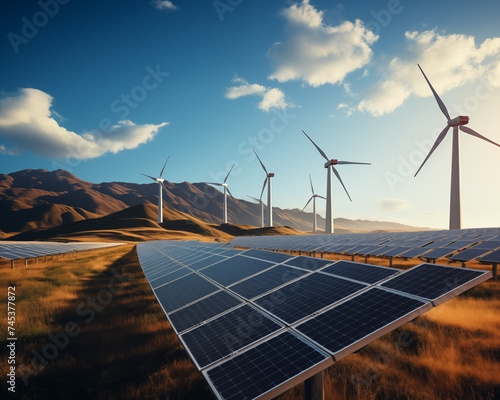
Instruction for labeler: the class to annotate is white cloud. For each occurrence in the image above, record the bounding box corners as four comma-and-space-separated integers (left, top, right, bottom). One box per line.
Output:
358, 30, 500, 116
225, 77, 289, 111
0, 88, 168, 159
378, 198, 414, 211
153, 1, 177, 11
268, 0, 378, 87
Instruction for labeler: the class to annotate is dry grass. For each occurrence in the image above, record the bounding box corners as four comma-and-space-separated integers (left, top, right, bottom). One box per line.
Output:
1, 246, 499, 400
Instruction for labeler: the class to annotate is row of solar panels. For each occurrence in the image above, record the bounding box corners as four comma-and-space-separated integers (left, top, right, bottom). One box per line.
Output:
136, 239, 491, 400
0, 241, 126, 260
229, 227, 500, 264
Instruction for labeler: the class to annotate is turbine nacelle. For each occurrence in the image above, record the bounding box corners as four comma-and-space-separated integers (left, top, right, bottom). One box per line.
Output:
221, 183, 228, 187
448, 116, 469, 127
156, 178, 165, 183
268, 173, 275, 177
324, 159, 338, 168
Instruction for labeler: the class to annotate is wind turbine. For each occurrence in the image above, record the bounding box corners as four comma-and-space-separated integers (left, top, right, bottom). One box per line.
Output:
415, 64, 500, 230
141, 156, 170, 224
300, 175, 326, 233
205, 164, 237, 224
302, 130, 370, 234
247, 195, 265, 228
253, 149, 275, 227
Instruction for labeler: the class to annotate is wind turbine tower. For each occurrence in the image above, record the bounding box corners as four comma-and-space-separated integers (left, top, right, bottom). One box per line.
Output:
141, 156, 170, 223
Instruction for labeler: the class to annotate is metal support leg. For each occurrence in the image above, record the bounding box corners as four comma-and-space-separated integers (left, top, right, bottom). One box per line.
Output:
364, 255, 368, 264
25, 258, 28, 268
304, 371, 324, 400
351, 255, 355, 261
461, 262, 466, 268
11, 260, 14, 269
493, 264, 498, 279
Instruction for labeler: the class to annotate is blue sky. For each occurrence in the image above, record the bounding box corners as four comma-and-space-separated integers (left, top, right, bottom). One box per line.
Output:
1, 0, 500, 229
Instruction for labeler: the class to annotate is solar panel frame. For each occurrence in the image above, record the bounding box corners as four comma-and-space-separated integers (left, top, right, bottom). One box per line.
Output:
319, 260, 401, 285
202, 330, 333, 400
294, 287, 432, 361
381, 263, 492, 306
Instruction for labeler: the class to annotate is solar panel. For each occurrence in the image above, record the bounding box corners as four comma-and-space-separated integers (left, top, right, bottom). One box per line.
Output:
154, 273, 219, 313
418, 247, 456, 260
449, 248, 492, 262
283, 256, 334, 271
320, 261, 401, 284
253, 273, 367, 324
168, 291, 244, 334
179, 304, 283, 369
229, 264, 309, 300
295, 288, 431, 360
381, 263, 491, 306
187, 255, 228, 271
242, 248, 294, 263
204, 330, 332, 400
150, 267, 192, 289
478, 249, 500, 264
200, 256, 275, 286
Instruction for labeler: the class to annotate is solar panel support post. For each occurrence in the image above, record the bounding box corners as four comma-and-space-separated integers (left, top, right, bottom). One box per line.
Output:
389, 257, 393, 267
351, 255, 355, 261
11, 260, 14, 269
25, 258, 28, 268
364, 255, 368, 264
493, 264, 498, 279
304, 370, 324, 400
461, 261, 466, 268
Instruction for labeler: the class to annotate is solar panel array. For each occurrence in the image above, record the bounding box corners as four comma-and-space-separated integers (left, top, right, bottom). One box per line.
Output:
137, 239, 491, 400
229, 227, 500, 264
0, 241, 126, 260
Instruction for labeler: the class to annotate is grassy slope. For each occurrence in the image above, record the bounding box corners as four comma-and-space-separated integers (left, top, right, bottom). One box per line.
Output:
0, 246, 498, 400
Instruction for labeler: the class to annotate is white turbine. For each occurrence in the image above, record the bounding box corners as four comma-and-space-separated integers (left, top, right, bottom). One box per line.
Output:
141, 156, 170, 224
205, 164, 237, 224
253, 149, 274, 227
415, 64, 500, 230
247, 195, 265, 228
302, 130, 370, 234
300, 175, 326, 233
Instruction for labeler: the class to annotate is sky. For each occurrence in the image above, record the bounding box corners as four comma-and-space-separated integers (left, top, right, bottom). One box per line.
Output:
1, 0, 500, 229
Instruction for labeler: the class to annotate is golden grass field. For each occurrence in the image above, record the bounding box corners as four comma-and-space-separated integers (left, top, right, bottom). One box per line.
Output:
0, 243, 499, 400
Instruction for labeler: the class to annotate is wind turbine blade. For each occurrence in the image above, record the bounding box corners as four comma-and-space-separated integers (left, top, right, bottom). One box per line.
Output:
159, 155, 170, 178
302, 130, 329, 162
141, 173, 157, 181
309, 174, 315, 195
417, 64, 451, 121
300, 196, 313, 213
460, 126, 500, 148
317, 195, 327, 200
204, 182, 223, 186
226, 187, 241, 209
259, 177, 268, 201
332, 166, 352, 202
246, 195, 260, 203
224, 163, 236, 184
253, 149, 269, 174
414, 125, 451, 177
161, 181, 169, 196
336, 161, 371, 165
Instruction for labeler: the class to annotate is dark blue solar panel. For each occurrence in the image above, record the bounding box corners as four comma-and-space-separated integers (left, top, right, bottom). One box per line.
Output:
187, 255, 227, 271
381, 263, 488, 301
229, 265, 309, 300
150, 268, 192, 289
478, 249, 500, 264
180, 304, 282, 369
295, 288, 429, 358
449, 248, 492, 262
418, 248, 455, 259
283, 256, 334, 271
205, 331, 330, 400
254, 273, 366, 324
168, 291, 243, 333
321, 261, 399, 284
242, 248, 293, 263
397, 247, 434, 258
200, 256, 275, 286
154, 274, 219, 313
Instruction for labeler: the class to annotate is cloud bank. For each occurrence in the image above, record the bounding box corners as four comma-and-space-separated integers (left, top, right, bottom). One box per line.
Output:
0, 88, 168, 159
225, 77, 288, 111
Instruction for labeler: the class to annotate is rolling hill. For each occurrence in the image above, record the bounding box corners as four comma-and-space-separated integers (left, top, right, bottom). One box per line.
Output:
0, 169, 429, 238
